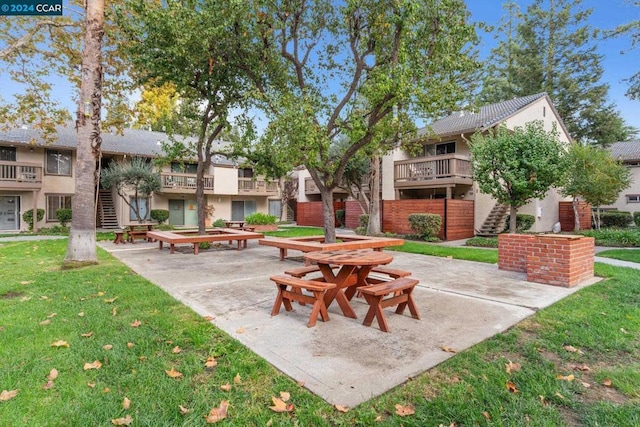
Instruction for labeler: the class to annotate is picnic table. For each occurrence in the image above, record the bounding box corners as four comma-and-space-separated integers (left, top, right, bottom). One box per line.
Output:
303, 249, 394, 319
225, 220, 245, 228
124, 222, 157, 243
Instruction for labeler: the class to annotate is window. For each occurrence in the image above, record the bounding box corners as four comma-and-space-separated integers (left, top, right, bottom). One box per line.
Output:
47, 194, 72, 222
129, 197, 149, 221
46, 149, 72, 175
0, 146, 16, 161
423, 141, 456, 157
238, 168, 254, 178
170, 162, 197, 174
626, 195, 640, 203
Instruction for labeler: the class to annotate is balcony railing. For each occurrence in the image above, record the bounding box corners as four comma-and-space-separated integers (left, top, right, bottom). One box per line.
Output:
159, 172, 214, 193
394, 154, 473, 188
0, 161, 43, 189
238, 177, 278, 195
304, 178, 350, 195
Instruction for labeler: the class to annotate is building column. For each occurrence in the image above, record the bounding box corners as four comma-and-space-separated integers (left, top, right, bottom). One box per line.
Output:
32, 190, 39, 232
446, 187, 452, 200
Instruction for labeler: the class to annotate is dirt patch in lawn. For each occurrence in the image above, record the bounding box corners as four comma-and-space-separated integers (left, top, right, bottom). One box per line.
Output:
0, 290, 25, 299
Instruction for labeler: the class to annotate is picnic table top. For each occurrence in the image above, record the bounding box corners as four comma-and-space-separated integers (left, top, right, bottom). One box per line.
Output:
304, 249, 394, 266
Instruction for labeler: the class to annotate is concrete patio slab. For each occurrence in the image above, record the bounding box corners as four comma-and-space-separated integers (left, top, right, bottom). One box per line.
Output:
98, 238, 600, 408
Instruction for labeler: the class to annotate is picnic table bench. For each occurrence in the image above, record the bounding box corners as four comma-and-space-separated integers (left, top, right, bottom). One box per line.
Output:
146, 228, 264, 255
258, 234, 405, 261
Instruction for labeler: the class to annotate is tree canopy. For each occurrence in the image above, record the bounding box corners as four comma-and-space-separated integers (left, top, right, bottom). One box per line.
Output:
470, 121, 566, 233
480, 0, 631, 146
241, 0, 480, 241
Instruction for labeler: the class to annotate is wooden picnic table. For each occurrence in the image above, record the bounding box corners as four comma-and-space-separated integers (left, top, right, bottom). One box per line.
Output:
303, 249, 394, 319
124, 222, 157, 243
225, 220, 245, 228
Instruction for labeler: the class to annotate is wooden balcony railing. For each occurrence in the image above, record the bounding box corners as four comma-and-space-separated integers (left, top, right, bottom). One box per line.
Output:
0, 161, 43, 189
159, 172, 214, 192
394, 154, 473, 188
238, 177, 278, 195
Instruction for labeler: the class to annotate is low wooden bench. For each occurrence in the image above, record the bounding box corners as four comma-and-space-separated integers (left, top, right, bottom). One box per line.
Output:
147, 229, 264, 255
369, 266, 412, 279
357, 277, 420, 333
283, 265, 338, 278
270, 275, 337, 327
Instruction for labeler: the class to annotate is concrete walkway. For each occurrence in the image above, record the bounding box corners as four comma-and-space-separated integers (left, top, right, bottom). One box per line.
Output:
98, 238, 602, 407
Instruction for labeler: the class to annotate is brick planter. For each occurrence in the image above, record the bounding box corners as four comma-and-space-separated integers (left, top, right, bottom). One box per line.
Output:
498, 233, 594, 287
249, 224, 279, 232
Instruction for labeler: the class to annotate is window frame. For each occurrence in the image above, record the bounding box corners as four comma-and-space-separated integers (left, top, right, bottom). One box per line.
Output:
626, 194, 640, 203
423, 141, 456, 157
46, 194, 72, 222
45, 149, 73, 176
0, 146, 17, 161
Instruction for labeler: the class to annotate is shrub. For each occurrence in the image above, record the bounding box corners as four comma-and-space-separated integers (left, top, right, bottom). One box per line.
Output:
150, 209, 170, 224
213, 218, 227, 227
358, 214, 369, 228
578, 229, 640, 247
354, 227, 367, 235
198, 241, 211, 250
156, 223, 175, 231
600, 211, 632, 228
408, 213, 442, 240
55, 208, 72, 227
336, 209, 345, 227
634, 212, 640, 228
22, 208, 45, 231
504, 214, 535, 232
465, 237, 498, 248
245, 212, 277, 225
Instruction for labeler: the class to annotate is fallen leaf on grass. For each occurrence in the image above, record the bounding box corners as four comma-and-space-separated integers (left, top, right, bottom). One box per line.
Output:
572, 364, 591, 372
506, 381, 518, 393
111, 415, 132, 426
439, 345, 457, 353
103, 344, 113, 350
220, 383, 232, 392
20, 296, 31, 302
563, 345, 584, 355
556, 374, 575, 382
87, 382, 96, 388
203, 316, 214, 321
43, 380, 54, 390
130, 320, 142, 328
204, 400, 229, 423
395, 404, 415, 416
127, 342, 134, 348
0, 389, 18, 401
84, 360, 102, 370
205, 357, 217, 368
123, 397, 131, 410
505, 360, 521, 374
296, 380, 305, 387
47, 313, 57, 318
482, 411, 490, 420
20, 280, 33, 285
165, 367, 183, 379
47, 368, 58, 381
81, 331, 94, 338
112, 307, 117, 316
334, 404, 349, 413
172, 346, 182, 354
104, 387, 110, 393
269, 396, 294, 413
179, 405, 190, 415
603, 379, 613, 387
233, 373, 242, 384
97, 292, 105, 297
279, 391, 290, 401
581, 381, 591, 388
39, 319, 51, 326
104, 297, 118, 303
50, 340, 70, 348
78, 312, 85, 317
40, 296, 49, 300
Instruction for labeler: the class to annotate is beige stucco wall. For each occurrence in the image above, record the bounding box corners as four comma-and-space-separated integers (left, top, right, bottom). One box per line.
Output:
213, 166, 238, 194
602, 165, 640, 214
503, 97, 572, 144
297, 169, 312, 202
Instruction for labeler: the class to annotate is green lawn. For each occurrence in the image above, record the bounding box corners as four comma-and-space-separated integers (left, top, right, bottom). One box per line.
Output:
392, 240, 499, 264
1, 240, 638, 425
597, 249, 640, 264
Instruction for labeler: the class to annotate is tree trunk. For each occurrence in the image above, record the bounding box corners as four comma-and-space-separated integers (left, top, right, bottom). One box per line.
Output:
595, 207, 601, 231
572, 196, 580, 232
509, 205, 518, 233
196, 160, 206, 234
64, 0, 104, 267
366, 155, 381, 235
320, 187, 336, 243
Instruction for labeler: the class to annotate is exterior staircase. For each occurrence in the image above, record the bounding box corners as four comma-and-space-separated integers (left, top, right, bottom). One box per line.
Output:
476, 203, 509, 237
97, 190, 119, 229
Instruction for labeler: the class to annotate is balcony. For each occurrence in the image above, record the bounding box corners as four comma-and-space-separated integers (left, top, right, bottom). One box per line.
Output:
158, 172, 214, 194
238, 177, 278, 195
0, 161, 43, 190
304, 178, 349, 195
394, 154, 473, 189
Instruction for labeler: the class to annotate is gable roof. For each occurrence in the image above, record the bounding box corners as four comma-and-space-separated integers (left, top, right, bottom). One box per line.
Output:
416, 92, 562, 139
609, 140, 640, 161
0, 122, 235, 165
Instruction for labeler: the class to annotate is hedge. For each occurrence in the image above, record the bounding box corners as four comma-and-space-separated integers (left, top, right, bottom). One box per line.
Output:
56, 208, 72, 227
504, 214, 535, 232
408, 213, 442, 240
22, 208, 45, 230
600, 211, 633, 228
150, 209, 169, 224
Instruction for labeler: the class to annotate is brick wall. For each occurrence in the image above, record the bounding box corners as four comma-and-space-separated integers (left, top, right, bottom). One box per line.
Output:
345, 200, 364, 229
498, 234, 535, 273
526, 235, 595, 287
559, 201, 592, 231
296, 202, 345, 227
498, 233, 594, 287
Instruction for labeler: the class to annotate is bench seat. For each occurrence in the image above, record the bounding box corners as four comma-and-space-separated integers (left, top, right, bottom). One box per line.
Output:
147, 229, 264, 254
357, 277, 420, 332
270, 275, 336, 327
283, 264, 338, 278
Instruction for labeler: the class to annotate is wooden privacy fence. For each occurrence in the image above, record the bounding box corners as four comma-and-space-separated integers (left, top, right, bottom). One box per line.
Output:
297, 199, 474, 241
559, 201, 591, 232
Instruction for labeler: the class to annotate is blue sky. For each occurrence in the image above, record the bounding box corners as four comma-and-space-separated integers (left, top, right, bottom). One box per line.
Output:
467, 0, 639, 130
1, 0, 638, 132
